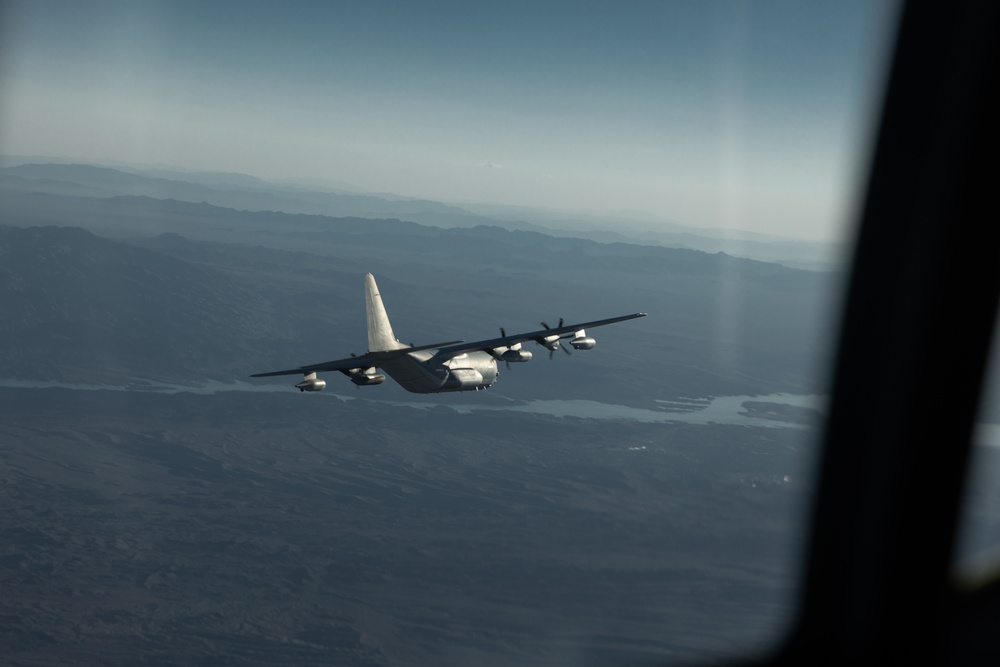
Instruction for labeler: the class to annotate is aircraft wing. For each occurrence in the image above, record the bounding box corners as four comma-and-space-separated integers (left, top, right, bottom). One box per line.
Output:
433, 312, 647, 358
250, 354, 377, 378
250, 340, 463, 377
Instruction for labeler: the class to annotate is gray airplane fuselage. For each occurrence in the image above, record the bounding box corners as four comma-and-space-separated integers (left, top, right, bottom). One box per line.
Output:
380, 348, 499, 393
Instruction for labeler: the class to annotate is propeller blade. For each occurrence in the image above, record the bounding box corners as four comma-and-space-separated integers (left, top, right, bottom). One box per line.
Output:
549, 349, 555, 360
559, 317, 564, 328
561, 343, 572, 356
541, 321, 551, 330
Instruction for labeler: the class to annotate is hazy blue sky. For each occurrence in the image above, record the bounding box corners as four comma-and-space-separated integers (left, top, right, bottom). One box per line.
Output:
0, 1, 896, 241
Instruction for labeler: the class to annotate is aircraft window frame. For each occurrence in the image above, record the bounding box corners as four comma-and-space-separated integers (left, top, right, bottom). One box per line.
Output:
766, 1, 1000, 664
953, 321, 1000, 582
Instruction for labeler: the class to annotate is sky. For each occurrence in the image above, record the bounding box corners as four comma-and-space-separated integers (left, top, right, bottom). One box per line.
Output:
0, 0, 897, 242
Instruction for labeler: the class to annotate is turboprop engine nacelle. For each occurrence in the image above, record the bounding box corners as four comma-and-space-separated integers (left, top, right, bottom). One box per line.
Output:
492, 333, 533, 363
295, 372, 327, 392
540, 334, 561, 351
348, 367, 386, 386
569, 329, 596, 350
500, 348, 533, 362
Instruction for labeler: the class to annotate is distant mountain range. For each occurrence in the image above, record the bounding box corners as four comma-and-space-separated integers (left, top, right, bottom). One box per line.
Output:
0, 225, 284, 383
1, 161, 487, 222
0, 186, 835, 402
0, 159, 842, 269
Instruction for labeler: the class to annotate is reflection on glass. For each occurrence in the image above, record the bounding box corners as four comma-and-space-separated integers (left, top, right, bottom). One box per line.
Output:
954, 319, 1000, 583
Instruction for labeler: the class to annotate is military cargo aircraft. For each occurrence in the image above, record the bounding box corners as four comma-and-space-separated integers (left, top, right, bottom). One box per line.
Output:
252, 273, 646, 393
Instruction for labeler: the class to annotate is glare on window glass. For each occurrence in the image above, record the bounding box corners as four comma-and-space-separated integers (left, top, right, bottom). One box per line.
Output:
954, 317, 1000, 584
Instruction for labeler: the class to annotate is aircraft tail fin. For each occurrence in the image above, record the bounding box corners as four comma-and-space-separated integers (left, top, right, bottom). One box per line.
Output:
365, 273, 406, 352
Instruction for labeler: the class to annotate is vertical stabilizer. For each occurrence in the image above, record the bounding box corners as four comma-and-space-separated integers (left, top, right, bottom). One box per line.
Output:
365, 273, 406, 352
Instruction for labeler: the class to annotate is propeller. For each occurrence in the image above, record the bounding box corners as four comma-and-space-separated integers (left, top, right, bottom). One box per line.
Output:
539, 318, 569, 359
500, 327, 510, 369
545, 342, 572, 359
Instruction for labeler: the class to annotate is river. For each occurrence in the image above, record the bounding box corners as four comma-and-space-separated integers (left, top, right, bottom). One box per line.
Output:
0, 377, 826, 428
